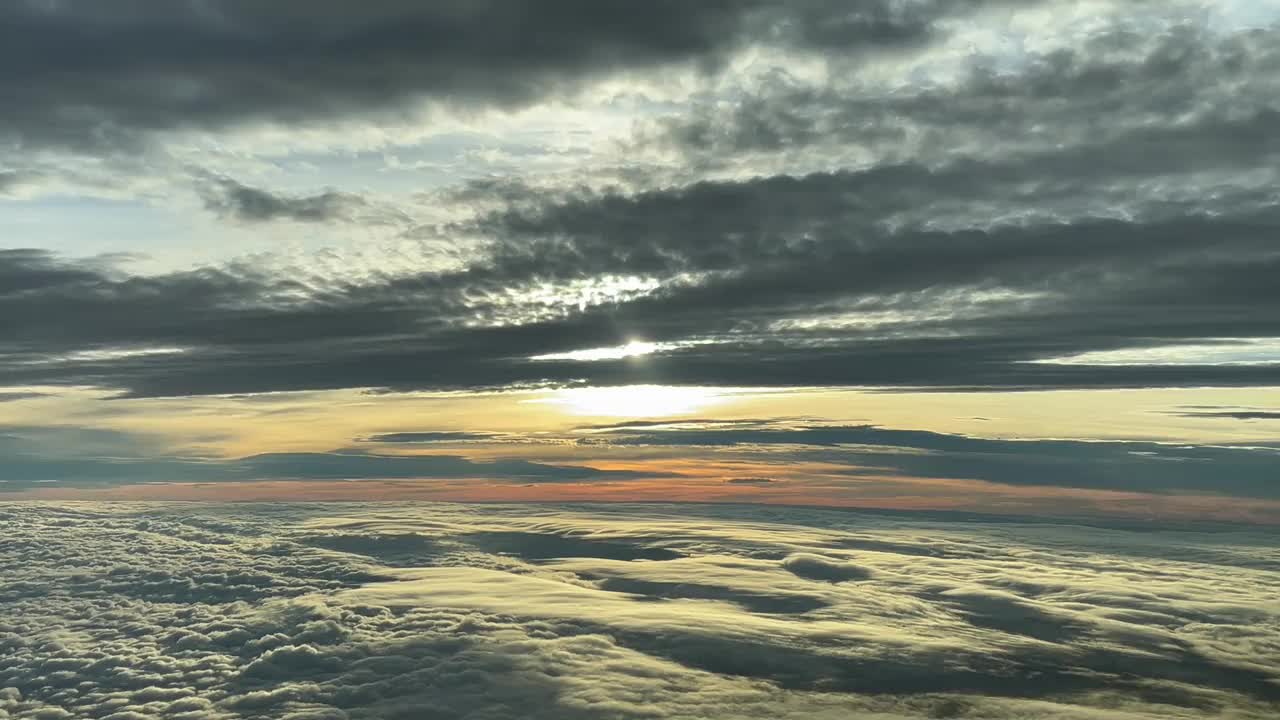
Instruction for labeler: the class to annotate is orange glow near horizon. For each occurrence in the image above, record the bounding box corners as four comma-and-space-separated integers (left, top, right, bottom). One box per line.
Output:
4, 385, 1280, 526
12, 473, 1280, 526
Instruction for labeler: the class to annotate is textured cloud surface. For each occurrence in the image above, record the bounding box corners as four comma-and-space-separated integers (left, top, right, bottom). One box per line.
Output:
6, 5, 1280, 713
2, 502, 1278, 719
3, 1, 1279, 399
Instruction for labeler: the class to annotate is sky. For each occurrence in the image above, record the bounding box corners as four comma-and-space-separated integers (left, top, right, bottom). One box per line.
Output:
3, 0, 1280, 524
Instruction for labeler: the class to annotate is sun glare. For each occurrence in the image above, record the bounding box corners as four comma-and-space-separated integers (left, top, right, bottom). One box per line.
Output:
532, 385, 725, 417
531, 340, 665, 362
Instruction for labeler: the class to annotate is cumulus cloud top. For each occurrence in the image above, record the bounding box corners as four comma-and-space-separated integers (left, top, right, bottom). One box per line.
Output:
1, 502, 1278, 719
781, 552, 874, 582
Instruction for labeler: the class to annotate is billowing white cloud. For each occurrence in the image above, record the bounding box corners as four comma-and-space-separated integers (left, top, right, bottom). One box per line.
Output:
1, 502, 1277, 719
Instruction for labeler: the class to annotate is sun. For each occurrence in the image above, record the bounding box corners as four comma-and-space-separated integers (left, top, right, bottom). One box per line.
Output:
532, 385, 725, 417
530, 340, 666, 362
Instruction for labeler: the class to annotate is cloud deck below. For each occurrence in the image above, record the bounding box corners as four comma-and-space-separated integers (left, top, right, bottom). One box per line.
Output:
2, 502, 1277, 719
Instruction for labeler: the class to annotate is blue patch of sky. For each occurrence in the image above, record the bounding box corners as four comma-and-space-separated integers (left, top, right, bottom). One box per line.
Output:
0, 195, 217, 267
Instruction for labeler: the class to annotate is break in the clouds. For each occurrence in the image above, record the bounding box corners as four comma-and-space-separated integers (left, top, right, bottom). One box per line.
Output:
2, 502, 1278, 719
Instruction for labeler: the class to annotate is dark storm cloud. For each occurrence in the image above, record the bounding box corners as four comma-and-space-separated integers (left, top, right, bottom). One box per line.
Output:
0, 0, 984, 153
585, 422, 1280, 499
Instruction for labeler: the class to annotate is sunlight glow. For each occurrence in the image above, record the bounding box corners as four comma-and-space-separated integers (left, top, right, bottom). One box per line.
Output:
532, 340, 667, 362
531, 385, 726, 417
55, 347, 190, 363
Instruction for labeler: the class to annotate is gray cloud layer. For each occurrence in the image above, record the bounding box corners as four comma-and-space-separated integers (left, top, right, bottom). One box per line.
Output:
2, 2, 1278, 398
0, 0, 988, 153
4, 199, 1279, 397
635, 19, 1280, 170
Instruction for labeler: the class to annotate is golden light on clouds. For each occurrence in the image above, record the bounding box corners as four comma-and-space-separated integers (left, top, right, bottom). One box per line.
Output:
531, 340, 669, 362
18, 471, 1280, 525
527, 385, 731, 418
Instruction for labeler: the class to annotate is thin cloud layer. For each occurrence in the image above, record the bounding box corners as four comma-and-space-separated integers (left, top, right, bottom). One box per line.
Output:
360, 432, 504, 444
577, 420, 1280, 499
1168, 407, 1280, 421
196, 176, 409, 226
5, 419, 1276, 510
0, 425, 675, 491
